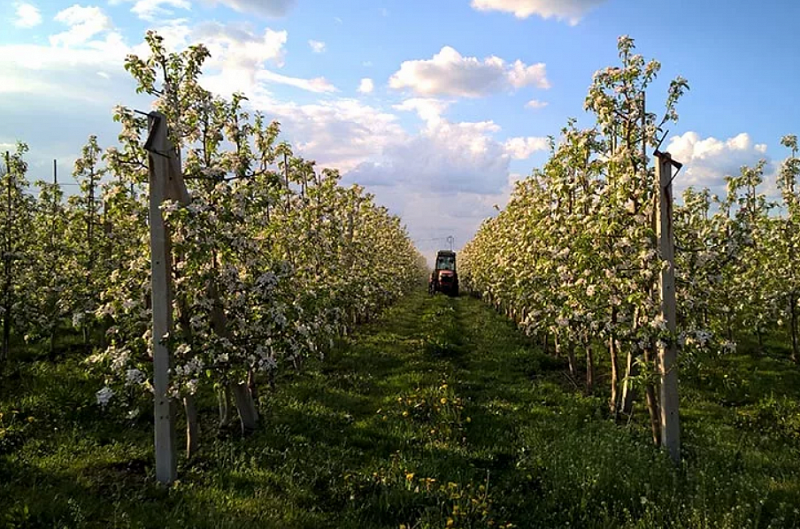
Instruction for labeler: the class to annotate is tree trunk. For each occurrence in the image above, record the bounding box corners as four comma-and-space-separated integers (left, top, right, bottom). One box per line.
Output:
586, 343, 595, 394
231, 381, 259, 435
1, 308, 8, 364
48, 329, 57, 362
183, 394, 199, 458
643, 348, 661, 447
218, 386, 233, 428
791, 294, 798, 363
248, 368, 259, 404
621, 348, 639, 416
283, 153, 291, 213
567, 346, 577, 378
1, 152, 11, 365
207, 274, 260, 436
610, 337, 620, 418
727, 312, 733, 342
756, 326, 764, 354
555, 335, 577, 377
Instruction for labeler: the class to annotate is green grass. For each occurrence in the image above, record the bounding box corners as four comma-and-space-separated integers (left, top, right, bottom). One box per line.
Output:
2, 291, 800, 528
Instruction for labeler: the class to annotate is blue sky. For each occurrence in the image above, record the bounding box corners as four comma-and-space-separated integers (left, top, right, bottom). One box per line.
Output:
1, 0, 799, 263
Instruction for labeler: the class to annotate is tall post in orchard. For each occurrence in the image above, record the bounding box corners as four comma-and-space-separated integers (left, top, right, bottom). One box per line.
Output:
144, 111, 190, 484
655, 149, 682, 464
2, 152, 11, 365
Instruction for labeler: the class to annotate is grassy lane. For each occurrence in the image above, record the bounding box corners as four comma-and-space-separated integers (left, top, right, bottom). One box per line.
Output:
2, 291, 800, 528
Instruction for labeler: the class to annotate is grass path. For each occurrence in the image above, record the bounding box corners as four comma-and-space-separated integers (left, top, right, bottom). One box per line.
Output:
2, 291, 800, 528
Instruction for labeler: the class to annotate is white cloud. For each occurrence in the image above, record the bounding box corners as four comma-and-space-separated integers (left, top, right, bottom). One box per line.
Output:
470, 0, 606, 25
308, 39, 326, 53
280, 93, 535, 200
185, 22, 288, 94
504, 136, 549, 159
358, 78, 374, 94
145, 18, 192, 50
3, 15, 296, 102
121, 20, 301, 97
209, 0, 296, 18
249, 92, 518, 200
0, 33, 132, 101
0, 22, 145, 186
194, 22, 286, 68
131, 20, 334, 97
50, 5, 113, 47
2, 2, 129, 100
389, 46, 549, 98
525, 98, 548, 109
14, 2, 42, 28
3, 13, 330, 123
666, 131, 772, 193
255, 98, 406, 172
130, 0, 190, 21
257, 70, 337, 93
2, 8, 537, 267
347, 117, 511, 195
507, 60, 549, 89
370, 185, 506, 266
393, 98, 450, 123
316, 100, 544, 262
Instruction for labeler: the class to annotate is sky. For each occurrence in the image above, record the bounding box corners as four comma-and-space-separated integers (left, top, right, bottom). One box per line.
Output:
1, 0, 799, 265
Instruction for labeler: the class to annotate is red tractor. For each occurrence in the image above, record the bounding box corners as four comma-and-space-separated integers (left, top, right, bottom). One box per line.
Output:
429, 250, 459, 297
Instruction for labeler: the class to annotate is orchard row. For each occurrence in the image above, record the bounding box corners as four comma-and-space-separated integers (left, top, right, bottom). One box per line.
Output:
0, 32, 427, 455
461, 36, 799, 449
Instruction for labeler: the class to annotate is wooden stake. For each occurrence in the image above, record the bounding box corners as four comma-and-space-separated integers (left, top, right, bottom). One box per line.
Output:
145, 111, 189, 485
84, 164, 95, 351
2, 152, 11, 364
656, 151, 680, 464
50, 160, 58, 358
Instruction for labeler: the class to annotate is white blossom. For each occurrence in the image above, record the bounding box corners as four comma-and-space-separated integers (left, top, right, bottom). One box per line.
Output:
125, 368, 145, 385
96, 386, 114, 407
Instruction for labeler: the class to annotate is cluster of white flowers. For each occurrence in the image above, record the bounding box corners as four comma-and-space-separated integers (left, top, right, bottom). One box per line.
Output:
125, 368, 145, 385
649, 315, 667, 331
96, 386, 114, 407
